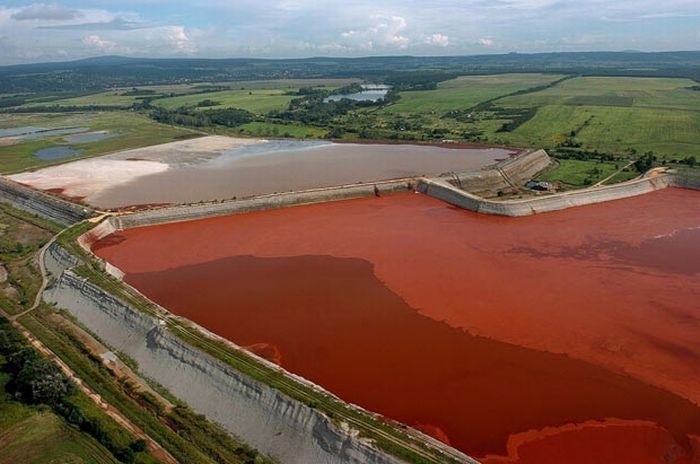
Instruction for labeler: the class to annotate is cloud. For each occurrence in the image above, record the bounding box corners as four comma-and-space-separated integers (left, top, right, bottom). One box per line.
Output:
165, 26, 195, 53
340, 15, 410, 51
12, 3, 81, 21
1, 0, 699, 63
82, 34, 116, 49
41, 17, 146, 30
425, 33, 449, 47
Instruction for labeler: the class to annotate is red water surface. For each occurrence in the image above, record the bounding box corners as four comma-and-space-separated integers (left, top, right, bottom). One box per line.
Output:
93, 188, 700, 463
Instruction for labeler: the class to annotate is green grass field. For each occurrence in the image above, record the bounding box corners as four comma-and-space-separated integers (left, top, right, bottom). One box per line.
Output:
0, 112, 199, 173
537, 159, 638, 187
0, 403, 120, 464
381, 73, 563, 114
499, 76, 700, 111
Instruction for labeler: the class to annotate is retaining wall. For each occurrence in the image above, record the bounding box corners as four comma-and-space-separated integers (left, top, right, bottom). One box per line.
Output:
0, 176, 93, 225
668, 169, 700, 190
419, 173, 678, 217
45, 269, 409, 464
115, 179, 414, 230
445, 149, 552, 197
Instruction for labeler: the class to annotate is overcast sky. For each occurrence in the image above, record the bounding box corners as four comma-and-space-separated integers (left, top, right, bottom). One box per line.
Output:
1, 0, 699, 64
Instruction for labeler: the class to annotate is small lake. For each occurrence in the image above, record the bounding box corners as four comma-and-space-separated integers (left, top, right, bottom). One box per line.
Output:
324, 85, 391, 103
34, 146, 84, 161
0, 126, 89, 140
63, 131, 118, 144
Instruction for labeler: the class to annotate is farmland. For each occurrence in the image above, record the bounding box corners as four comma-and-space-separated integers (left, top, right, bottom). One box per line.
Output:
380, 73, 563, 114
488, 76, 700, 158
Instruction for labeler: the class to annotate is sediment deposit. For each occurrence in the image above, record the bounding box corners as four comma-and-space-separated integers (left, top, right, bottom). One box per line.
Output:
10, 135, 511, 208
93, 189, 700, 463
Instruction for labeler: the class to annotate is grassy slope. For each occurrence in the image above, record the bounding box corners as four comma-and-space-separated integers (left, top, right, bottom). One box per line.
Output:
0, 112, 198, 173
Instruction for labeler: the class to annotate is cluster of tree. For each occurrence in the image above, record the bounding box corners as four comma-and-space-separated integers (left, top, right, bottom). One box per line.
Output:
682, 155, 697, 166
272, 96, 370, 125
495, 107, 537, 132
150, 106, 255, 128
120, 88, 156, 96
333, 83, 364, 95
291, 87, 326, 96
3, 52, 700, 93
384, 71, 460, 91
1, 104, 122, 113
634, 151, 656, 172
0, 95, 28, 108
196, 99, 220, 107
0, 318, 145, 463
552, 147, 620, 162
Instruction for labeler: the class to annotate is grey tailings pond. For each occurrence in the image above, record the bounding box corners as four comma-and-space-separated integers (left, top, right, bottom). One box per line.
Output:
10, 136, 516, 208
91, 139, 514, 208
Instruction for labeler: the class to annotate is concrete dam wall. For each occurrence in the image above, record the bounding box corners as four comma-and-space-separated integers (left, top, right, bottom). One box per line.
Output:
418, 170, 696, 217
444, 149, 552, 197
0, 175, 93, 225
668, 169, 700, 190
115, 178, 414, 230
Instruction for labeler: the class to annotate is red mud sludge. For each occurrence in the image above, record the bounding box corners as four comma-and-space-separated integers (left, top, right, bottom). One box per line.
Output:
93, 188, 700, 463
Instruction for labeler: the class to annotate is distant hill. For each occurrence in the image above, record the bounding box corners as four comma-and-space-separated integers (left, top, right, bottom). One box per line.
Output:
1, 51, 699, 93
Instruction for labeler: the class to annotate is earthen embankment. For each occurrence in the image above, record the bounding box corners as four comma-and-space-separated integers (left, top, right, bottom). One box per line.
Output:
0, 175, 93, 224
45, 269, 409, 464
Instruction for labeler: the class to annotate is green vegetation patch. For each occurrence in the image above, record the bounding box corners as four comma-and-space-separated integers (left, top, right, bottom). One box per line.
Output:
0, 408, 120, 464
154, 89, 296, 114
0, 112, 199, 173
237, 121, 328, 138
538, 159, 637, 187
0, 203, 58, 315
0, 316, 152, 464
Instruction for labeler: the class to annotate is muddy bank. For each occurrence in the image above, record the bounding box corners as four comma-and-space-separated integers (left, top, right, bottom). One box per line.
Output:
93, 189, 700, 463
